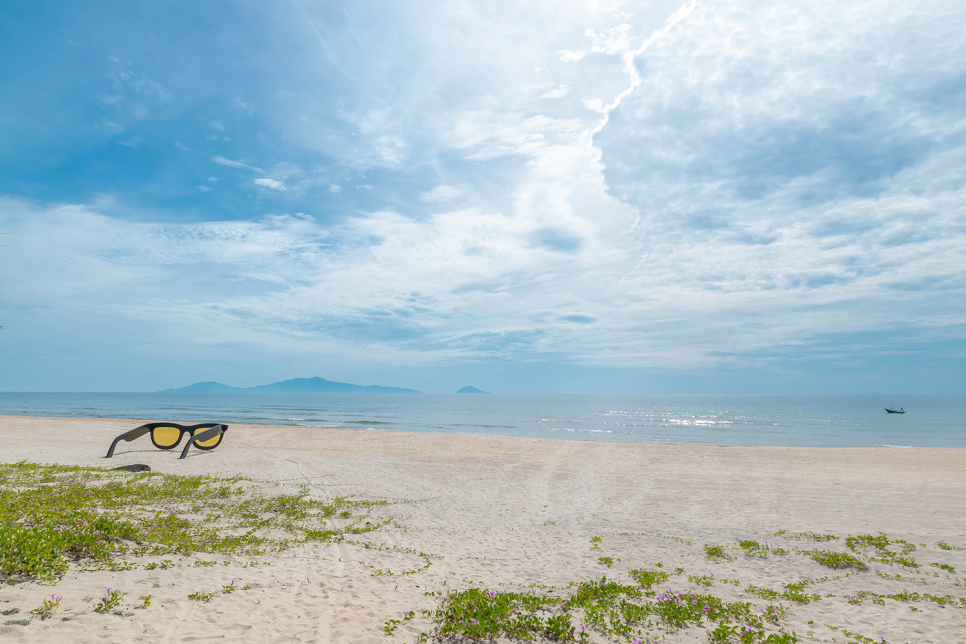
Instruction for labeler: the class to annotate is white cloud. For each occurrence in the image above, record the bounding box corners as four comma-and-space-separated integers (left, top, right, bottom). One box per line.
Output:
233, 94, 254, 115
329, 184, 342, 193
541, 85, 571, 99
254, 178, 286, 190
197, 185, 212, 192
420, 185, 465, 203
212, 156, 264, 173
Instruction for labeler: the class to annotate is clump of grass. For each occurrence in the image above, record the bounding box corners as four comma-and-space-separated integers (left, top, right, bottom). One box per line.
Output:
4, 618, 30, 626
937, 540, 964, 551
808, 551, 868, 570
597, 557, 614, 568
846, 533, 918, 569
187, 590, 214, 602
93, 588, 125, 613
425, 587, 562, 641
738, 540, 788, 558
745, 580, 821, 605
931, 563, 955, 573
411, 574, 798, 643
705, 544, 734, 561
629, 567, 671, 589
32, 594, 61, 620
775, 531, 836, 542
0, 461, 387, 583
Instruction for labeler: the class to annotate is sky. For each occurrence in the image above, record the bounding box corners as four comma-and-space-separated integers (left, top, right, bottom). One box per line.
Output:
1, 0, 965, 394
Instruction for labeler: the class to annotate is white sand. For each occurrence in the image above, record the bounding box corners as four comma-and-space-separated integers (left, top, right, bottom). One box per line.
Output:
1, 415, 965, 643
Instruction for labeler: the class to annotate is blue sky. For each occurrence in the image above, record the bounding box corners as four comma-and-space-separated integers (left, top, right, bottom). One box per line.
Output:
1, 0, 965, 393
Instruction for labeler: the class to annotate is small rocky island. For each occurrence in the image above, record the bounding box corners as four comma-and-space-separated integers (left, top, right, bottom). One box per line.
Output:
456, 385, 487, 393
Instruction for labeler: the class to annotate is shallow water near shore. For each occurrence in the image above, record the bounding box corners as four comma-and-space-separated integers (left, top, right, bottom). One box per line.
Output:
0, 393, 963, 447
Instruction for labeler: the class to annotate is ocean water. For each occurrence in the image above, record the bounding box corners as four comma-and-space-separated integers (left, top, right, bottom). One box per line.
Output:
0, 393, 963, 447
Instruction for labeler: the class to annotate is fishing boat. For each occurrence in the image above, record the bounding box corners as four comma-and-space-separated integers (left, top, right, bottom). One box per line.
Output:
885, 407, 905, 414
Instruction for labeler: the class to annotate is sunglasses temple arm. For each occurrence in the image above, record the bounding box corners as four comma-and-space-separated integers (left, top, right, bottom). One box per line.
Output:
179, 424, 226, 459
106, 425, 152, 458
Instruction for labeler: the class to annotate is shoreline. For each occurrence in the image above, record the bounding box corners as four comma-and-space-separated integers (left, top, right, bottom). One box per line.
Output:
2, 415, 966, 642
2, 413, 962, 450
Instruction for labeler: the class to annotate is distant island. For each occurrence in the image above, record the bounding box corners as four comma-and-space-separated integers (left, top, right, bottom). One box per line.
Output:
161, 376, 420, 394
457, 385, 488, 393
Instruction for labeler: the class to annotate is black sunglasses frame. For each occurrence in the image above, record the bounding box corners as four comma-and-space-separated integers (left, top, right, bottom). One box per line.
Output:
105, 422, 229, 460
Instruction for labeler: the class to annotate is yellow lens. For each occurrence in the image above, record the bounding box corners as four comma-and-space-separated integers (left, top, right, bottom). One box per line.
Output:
153, 426, 181, 447
193, 427, 222, 448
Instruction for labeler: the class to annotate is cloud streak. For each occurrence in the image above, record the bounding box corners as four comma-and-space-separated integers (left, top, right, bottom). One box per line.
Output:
211, 156, 264, 173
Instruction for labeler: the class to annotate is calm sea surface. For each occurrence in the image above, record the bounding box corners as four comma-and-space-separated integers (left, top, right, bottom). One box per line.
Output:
0, 393, 963, 447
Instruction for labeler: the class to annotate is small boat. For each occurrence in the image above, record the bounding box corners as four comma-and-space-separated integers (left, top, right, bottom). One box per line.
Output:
885, 407, 905, 414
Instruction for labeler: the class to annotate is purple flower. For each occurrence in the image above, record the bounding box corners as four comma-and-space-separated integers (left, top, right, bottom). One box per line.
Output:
692, 600, 698, 605
488, 590, 496, 598
580, 624, 587, 631
703, 606, 710, 612
470, 618, 478, 625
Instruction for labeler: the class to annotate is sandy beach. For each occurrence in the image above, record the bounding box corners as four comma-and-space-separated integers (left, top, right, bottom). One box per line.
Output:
1, 415, 965, 643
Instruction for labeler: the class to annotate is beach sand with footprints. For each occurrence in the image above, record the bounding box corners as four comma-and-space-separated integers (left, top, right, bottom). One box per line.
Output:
1, 415, 965, 643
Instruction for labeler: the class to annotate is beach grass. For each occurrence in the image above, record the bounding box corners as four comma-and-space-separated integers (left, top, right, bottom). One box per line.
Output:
0, 461, 385, 583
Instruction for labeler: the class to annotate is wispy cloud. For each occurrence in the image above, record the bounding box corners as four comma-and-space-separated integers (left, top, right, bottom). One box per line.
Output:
211, 156, 264, 173
254, 178, 286, 190
420, 185, 465, 203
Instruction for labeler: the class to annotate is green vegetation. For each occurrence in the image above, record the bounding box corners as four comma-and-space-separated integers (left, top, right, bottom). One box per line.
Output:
738, 540, 788, 558
32, 594, 61, 620
0, 461, 386, 583
775, 531, 836, 542
412, 575, 799, 643
93, 588, 125, 613
705, 544, 734, 561
807, 551, 868, 570
845, 533, 918, 568
630, 567, 672, 589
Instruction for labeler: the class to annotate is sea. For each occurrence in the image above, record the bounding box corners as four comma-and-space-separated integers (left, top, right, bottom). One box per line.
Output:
0, 393, 963, 448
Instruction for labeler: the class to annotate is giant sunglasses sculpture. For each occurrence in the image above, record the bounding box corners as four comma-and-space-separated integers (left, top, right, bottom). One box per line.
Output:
106, 422, 229, 460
